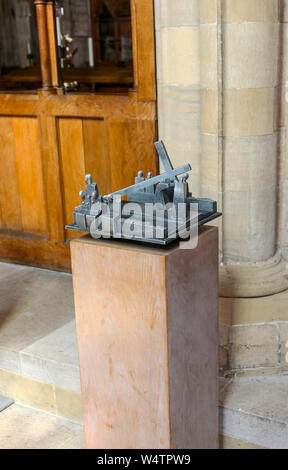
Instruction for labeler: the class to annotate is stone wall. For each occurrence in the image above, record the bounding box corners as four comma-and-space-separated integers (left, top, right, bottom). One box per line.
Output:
155, 0, 288, 376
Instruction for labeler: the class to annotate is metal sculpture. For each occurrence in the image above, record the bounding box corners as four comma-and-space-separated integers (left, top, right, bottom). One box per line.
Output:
66, 141, 221, 244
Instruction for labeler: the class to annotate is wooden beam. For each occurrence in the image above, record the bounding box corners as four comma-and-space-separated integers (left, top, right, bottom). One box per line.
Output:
131, 0, 156, 101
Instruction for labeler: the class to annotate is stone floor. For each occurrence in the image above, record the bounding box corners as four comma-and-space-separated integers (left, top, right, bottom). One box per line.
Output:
0, 261, 82, 423
0, 261, 287, 449
219, 374, 288, 449
0, 402, 84, 449
0, 261, 78, 387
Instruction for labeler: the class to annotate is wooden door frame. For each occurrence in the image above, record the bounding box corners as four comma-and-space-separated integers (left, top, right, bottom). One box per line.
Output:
32, 0, 156, 101
130, 0, 156, 101
0, 0, 158, 271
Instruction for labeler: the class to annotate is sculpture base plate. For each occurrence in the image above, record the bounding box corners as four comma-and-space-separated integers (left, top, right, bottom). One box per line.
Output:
66, 209, 221, 246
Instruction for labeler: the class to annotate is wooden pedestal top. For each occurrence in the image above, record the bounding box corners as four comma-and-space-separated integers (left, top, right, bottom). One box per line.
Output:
70, 225, 217, 256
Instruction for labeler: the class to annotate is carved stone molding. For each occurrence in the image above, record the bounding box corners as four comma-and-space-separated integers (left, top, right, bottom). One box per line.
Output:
220, 252, 288, 298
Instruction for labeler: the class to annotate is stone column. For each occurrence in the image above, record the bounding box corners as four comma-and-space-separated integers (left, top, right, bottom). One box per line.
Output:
156, 0, 288, 298
200, 0, 288, 298
279, 1, 288, 263
155, 0, 288, 376
154, 0, 201, 193
218, 0, 287, 298
199, 0, 223, 250
215, 1, 288, 374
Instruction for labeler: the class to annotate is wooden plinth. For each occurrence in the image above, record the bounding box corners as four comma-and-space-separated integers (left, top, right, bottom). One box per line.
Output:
71, 226, 219, 449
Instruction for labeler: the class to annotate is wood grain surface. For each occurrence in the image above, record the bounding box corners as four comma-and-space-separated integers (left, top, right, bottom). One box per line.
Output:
71, 227, 219, 449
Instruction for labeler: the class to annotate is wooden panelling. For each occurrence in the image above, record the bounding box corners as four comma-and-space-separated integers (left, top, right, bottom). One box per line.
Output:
0, 117, 22, 231
58, 116, 157, 237
39, 115, 65, 242
57, 118, 86, 237
83, 119, 111, 196
0, 0, 157, 269
0, 94, 155, 120
108, 119, 157, 191
0, 232, 70, 272
13, 117, 47, 236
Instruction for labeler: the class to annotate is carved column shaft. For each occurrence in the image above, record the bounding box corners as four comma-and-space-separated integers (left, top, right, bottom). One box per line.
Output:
46, 1, 62, 90
200, 0, 287, 297
34, 0, 52, 90
34, 0, 61, 93
155, 0, 288, 298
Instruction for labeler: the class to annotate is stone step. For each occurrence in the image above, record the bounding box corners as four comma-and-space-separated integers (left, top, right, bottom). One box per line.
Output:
0, 402, 84, 449
220, 374, 288, 449
0, 262, 82, 423
1, 261, 287, 448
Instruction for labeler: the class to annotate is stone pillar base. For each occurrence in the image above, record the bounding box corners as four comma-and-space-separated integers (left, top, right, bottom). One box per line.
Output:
219, 290, 288, 375
220, 253, 288, 298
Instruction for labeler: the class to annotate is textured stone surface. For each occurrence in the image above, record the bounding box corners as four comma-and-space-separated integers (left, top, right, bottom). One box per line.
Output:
280, 0, 288, 23
200, 0, 217, 24
219, 325, 229, 371
200, 89, 218, 134
0, 366, 83, 423
158, 86, 200, 171
220, 374, 288, 449
200, 134, 219, 193
160, 0, 199, 27
0, 368, 56, 414
55, 387, 83, 424
223, 190, 276, 262
200, 25, 217, 89
0, 262, 26, 281
0, 262, 81, 420
223, 23, 278, 89
0, 262, 79, 389
155, 0, 202, 214
220, 435, 267, 449
279, 323, 288, 367
220, 291, 288, 325
223, 134, 277, 192
155, 0, 287, 304
0, 403, 84, 449
223, 88, 275, 137
0, 266, 74, 351
223, 0, 279, 23
0, 348, 21, 374
229, 324, 279, 370
161, 27, 200, 87
21, 321, 80, 392
281, 24, 288, 84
